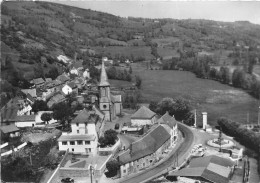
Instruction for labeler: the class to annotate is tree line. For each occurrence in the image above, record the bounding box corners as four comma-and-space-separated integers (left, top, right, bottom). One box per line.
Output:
217, 117, 260, 174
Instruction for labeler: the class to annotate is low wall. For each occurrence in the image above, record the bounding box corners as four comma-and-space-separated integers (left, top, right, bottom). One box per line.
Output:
98, 139, 121, 156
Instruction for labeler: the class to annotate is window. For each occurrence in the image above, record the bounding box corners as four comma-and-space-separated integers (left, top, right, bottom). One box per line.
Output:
85, 141, 90, 145
101, 88, 106, 97
103, 104, 107, 109
70, 141, 75, 145
150, 160, 152, 163
77, 140, 83, 145
62, 141, 67, 145
89, 148, 91, 152
72, 148, 74, 152
76, 123, 79, 126
143, 163, 145, 167
77, 130, 79, 134
123, 170, 126, 173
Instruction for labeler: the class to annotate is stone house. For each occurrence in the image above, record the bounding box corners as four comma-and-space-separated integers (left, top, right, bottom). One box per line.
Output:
131, 106, 156, 126
0, 124, 20, 138
157, 111, 178, 147
118, 125, 171, 177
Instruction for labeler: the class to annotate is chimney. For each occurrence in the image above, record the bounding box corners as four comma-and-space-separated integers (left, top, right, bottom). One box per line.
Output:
202, 112, 207, 130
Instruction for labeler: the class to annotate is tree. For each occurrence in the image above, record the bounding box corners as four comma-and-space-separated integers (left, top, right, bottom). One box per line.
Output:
172, 97, 191, 121
104, 129, 118, 146
184, 112, 195, 126
106, 160, 120, 177
41, 113, 52, 124
32, 100, 48, 113
98, 137, 108, 148
135, 75, 142, 89
52, 102, 73, 125
156, 97, 175, 116
129, 66, 132, 74
149, 101, 158, 113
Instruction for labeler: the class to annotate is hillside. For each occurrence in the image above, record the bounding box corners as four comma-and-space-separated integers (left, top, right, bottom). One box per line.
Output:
1, 1, 260, 107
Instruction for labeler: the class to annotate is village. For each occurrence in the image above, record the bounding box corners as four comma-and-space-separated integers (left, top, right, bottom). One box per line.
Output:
1, 55, 259, 183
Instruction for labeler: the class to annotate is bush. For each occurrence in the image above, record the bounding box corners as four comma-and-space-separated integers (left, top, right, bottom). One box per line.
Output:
115, 123, 120, 130
106, 160, 120, 177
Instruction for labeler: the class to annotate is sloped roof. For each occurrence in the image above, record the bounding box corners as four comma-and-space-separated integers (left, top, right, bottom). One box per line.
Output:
118, 125, 171, 164
72, 60, 83, 69
1, 98, 20, 122
111, 94, 121, 103
99, 61, 110, 86
15, 115, 36, 122
131, 106, 156, 119
168, 155, 235, 183
67, 82, 77, 89
45, 78, 52, 82
57, 74, 70, 83
157, 111, 177, 128
58, 134, 96, 141
0, 124, 19, 134
26, 93, 36, 103
32, 78, 45, 85
21, 89, 37, 98
71, 109, 98, 124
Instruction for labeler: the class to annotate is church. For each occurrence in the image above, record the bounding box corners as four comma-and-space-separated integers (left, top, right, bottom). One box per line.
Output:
98, 61, 122, 121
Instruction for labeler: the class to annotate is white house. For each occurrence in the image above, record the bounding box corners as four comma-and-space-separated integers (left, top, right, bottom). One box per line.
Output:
83, 69, 90, 79
131, 106, 156, 126
15, 115, 36, 127
157, 111, 178, 147
57, 55, 70, 64
62, 82, 77, 95
58, 109, 99, 155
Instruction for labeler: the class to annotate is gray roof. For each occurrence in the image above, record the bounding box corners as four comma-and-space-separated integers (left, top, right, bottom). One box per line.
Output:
131, 106, 156, 119
157, 111, 177, 128
71, 109, 98, 124
168, 155, 235, 183
58, 134, 96, 141
0, 124, 19, 134
99, 61, 110, 86
32, 78, 45, 85
15, 115, 36, 122
118, 125, 171, 164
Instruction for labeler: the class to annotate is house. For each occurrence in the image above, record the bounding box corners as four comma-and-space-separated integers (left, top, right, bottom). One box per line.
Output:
98, 61, 122, 121
62, 82, 78, 95
47, 92, 66, 108
58, 109, 100, 155
16, 101, 32, 116
1, 97, 21, 125
21, 88, 37, 99
31, 78, 45, 88
0, 124, 20, 138
15, 115, 36, 127
167, 155, 235, 183
157, 111, 178, 146
56, 74, 70, 84
131, 106, 156, 126
118, 125, 171, 177
57, 55, 70, 64
83, 69, 90, 79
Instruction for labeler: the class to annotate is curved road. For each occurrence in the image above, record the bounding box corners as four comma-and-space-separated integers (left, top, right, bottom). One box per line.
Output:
119, 123, 195, 183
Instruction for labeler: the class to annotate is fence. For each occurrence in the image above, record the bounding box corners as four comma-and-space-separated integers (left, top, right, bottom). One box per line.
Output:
1, 142, 27, 157
98, 139, 121, 156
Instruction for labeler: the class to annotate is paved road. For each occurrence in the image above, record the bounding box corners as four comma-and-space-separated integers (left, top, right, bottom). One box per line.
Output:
119, 123, 195, 183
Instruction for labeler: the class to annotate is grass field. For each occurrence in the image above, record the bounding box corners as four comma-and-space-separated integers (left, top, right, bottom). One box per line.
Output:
131, 62, 259, 126
93, 46, 154, 60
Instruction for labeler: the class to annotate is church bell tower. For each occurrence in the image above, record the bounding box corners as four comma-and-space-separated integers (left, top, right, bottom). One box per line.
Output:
98, 61, 111, 121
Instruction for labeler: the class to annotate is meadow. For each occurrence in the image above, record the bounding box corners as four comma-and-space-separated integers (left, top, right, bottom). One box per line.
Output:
131, 62, 259, 126
93, 46, 154, 60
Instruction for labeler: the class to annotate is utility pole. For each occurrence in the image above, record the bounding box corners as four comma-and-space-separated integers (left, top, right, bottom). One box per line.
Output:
258, 105, 260, 125
90, 165, 93, 183
247, 112, 249, 124
194, 109, 197, 127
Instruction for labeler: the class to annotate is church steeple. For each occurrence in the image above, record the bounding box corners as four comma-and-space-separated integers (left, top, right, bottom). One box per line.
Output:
99, 61, 110, 87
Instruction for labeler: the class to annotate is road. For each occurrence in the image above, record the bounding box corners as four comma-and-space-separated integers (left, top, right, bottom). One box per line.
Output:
119, 123, 195, 183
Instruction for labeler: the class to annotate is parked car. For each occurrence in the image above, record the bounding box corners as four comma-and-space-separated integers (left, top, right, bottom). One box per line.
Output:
61, 178, 74, 183
115, 123, 120, 130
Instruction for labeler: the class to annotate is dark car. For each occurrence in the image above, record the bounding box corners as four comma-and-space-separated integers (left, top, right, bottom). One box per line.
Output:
61, 178, 74, 183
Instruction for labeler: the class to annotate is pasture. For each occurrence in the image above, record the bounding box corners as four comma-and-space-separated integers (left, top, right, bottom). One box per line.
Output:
131, 62, 259, 126
93, 46, 154, 60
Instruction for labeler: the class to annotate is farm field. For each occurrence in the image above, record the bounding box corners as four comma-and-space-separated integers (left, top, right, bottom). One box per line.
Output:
157, 47, 179, 59
131, 62, 259, 126
92, 46, 154, 60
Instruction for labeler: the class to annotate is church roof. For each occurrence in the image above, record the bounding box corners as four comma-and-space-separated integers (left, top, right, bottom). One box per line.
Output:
99, 61, 110, 87
131, 106, 156, 119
